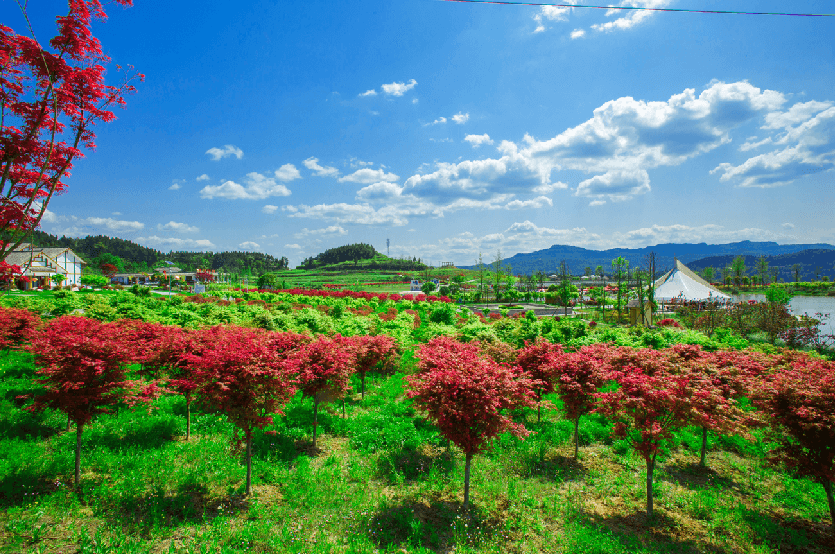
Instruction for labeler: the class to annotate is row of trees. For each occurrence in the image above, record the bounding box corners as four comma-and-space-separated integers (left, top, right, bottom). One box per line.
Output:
3, 309, 398, 494
701, 256, 831, 286
3, 306, 834, 527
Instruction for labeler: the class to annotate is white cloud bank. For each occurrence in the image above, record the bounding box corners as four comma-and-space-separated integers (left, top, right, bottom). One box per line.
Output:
381, 79, 417, 97
205, 145, 243, 161
200, 166, 300, 200
158, 221, 199, 233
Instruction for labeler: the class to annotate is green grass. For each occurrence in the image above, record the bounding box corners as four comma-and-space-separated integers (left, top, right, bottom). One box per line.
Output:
1, 351, 833, 554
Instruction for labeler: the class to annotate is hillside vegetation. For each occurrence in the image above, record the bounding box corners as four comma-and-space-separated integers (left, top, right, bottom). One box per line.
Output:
299, 243, 427, 271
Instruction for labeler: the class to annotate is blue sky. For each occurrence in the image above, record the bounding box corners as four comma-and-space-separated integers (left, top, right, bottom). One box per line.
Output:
8, 1, 835, 267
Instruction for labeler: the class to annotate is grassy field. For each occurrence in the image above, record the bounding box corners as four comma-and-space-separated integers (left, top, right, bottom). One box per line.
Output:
1, 349, 832, 554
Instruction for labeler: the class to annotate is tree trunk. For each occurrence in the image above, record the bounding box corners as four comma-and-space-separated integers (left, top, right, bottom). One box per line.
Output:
463, 452, 473, 510
646, 456, 655, 520
537, 403, 541, 424
824, 479, 835, 532
66, 414, 71, 432
186, 396, 192, 441
361, 372, 366, 400
75, 422, 83, 488
700, 427, 708, 467
245, 430, 252, 496
574, 416, 580, 459
312, 398, 319, 449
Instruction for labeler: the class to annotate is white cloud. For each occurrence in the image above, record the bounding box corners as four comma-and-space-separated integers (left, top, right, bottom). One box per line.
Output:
85, 217, 145, 231
763, 100, 833, 130
285, 244, 302, 249
464, 134, 494, 148
338, 167, 399, 184
533, 5, 573, 33
412, 98, 419, 104
356, 182, 403, 201
429, 117, 447, 126
589, 200, 606, 206
262, 205, 278, 214
570, 29, 585, 39
359, 89, 377, 97
157, 221, 199, 233
205, 145, 243, 161
196, 174, 210, 181
283, 203, 418, 226
782, 223, 796, 229
381, 79, 417, 97
200, 170, 295, 200
41, 209, 58, 223
239, 241, 260, 250
304, 157, 340, 178
712, 105, 835, 187
575, 170, 651, 202
169, 179, 185, 191
615, 223, 795, 245
505, 196, 553, 210
138, 236, 216, 249
349, 158, 374, 168
274, 163, 302, 182
168, 184, 180, 190
592, 0, 672, 33
451, 112, 470, 125
293, 225, 348, 239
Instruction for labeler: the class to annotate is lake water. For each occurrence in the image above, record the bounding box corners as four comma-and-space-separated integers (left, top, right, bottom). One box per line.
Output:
731, 293, 835, 335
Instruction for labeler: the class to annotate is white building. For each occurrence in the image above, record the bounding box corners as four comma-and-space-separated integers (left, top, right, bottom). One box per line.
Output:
4, 243, 86, 288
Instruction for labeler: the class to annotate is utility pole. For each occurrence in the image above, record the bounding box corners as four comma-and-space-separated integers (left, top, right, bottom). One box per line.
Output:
387, 238, 390, 257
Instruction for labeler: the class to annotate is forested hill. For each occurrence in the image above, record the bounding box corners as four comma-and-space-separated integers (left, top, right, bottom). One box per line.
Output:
460, 240, 835, 277
299, 243, 427, 271
14, 231, 289, 274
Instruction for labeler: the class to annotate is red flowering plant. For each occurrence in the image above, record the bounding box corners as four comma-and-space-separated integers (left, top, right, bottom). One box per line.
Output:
25, 316, 157, 486
750, 357, 835, 531
407, 337, 538, 509
184, 326, 300, 495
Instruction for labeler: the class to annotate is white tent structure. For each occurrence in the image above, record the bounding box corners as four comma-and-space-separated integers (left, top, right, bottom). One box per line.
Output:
653, 259, 730, 302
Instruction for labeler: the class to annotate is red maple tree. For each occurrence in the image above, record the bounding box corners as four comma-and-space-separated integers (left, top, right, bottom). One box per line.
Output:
594, 362, 693, 520
751, 357, 835, 530
290, 335, 355, 449
551, 348, 608, 458
0, 1, 142, 271
25, 316, 154, 486
515, 338, 562, 423
184, 326, 301, 495
407, 337, 538, 508
347, 334, 398, 399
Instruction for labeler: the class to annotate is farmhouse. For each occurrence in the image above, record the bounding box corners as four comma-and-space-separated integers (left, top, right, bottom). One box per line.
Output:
3, 243, 86, 289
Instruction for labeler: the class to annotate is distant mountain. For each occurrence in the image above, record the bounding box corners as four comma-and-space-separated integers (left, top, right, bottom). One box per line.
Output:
460, 241, 835, 278
687, 249, 835, 282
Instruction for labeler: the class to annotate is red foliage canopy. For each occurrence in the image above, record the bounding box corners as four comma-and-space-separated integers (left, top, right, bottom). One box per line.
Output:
407, 336, 538, 455
0, 1, 142, 264
184, 326, 300, 434
25, 315, 151, 426
0, 306, 41, 349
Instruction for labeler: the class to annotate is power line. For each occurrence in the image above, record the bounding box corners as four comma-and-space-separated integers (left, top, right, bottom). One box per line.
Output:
440, 0, 835, 17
